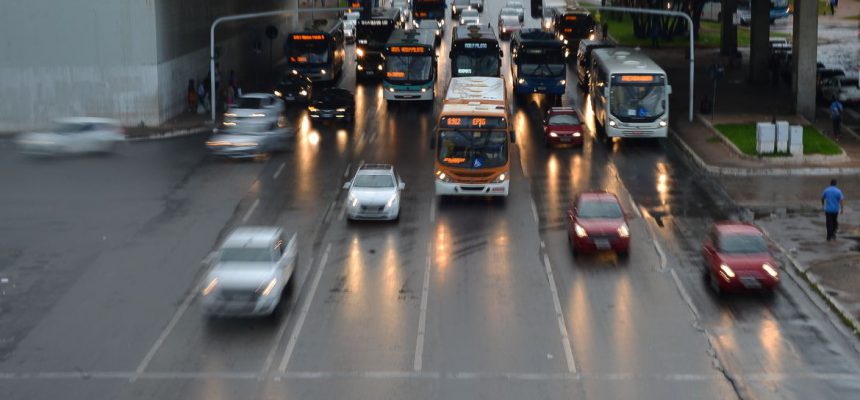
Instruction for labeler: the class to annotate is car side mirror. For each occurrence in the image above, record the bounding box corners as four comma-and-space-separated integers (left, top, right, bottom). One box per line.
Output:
342, 181, 351, 189
399, 181, 406, 190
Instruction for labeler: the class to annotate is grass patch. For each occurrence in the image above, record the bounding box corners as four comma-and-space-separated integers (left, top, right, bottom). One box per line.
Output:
597, 13, 788, 49
714, 123, 841, 156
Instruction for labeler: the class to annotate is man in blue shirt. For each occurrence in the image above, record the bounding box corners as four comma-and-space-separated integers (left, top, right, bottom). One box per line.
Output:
822, 179, 845, 241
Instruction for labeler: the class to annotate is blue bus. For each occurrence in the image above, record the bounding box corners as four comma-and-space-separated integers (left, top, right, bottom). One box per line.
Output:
510, 29, 566, 102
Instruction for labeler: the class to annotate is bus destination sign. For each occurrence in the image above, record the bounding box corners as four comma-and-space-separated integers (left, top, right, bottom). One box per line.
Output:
441, 116, 506, 129
390, 46, 427, 54
291, 34, 325, 41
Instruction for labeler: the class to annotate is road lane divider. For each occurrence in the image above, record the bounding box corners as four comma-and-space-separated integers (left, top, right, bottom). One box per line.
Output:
343, 163, 351, 178
278, 243, 332, 373
273, 162, 286, 179
242, 199, 260, 223
132, 283, 199, 381
540, 242, 577, 374
413, 243, 433, 372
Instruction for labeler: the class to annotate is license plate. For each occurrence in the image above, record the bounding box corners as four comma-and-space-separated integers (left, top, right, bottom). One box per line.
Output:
537, 86, 547, 91
285, 96, 294, 100
740, 276, 761, 289
560, 137, 571, 142
366, 71, 375, 75
594, 239, 610, 249
322, 114, 333, 118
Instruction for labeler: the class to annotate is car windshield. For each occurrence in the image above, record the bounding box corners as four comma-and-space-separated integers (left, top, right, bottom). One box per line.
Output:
320, 90, 349, 102
720, 234, 768, 254
454, 0, 470, 6
236, 97, 264, 109
548, 114, 580, 125
578, 200, 623, 219
610, 84, 666, 120
386, 55, 433, 83
501, 9, 519, 17
219, 247, 274, 263
353, 174, 395, 188
438, 130, 508, 168
54, 123, 93, 133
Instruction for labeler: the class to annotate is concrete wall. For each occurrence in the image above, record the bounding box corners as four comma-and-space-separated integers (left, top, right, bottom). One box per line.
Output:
0, 0, 297, 131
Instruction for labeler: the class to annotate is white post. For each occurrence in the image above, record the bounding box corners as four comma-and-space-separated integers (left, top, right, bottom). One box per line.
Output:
588, 6, 695, 122
209, 8, 350, 122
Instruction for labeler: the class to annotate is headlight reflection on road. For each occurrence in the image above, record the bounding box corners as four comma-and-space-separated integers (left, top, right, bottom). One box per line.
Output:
656, 162, 669, 208
337, 129, 348, 154
435, 223, 451, 277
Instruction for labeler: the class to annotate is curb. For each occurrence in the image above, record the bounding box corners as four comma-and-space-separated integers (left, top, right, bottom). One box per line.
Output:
669, 125, 860, 176
759, 225, 860, 345
126, 125, 213, 142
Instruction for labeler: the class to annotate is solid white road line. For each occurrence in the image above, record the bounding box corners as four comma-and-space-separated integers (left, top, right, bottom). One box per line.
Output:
653, 237, 667, 271
413, 243, 433, 372
540, 245, 577, 373
278, 243, 332, 373
273, 162, 286, 179
429, 198, 437, 223
133, 285, 198, 380
242, 199, 260, 223
519, 148, 529, 178
530, 198, 539, 223
338, 202, 347, 221
322, 201, 336, 224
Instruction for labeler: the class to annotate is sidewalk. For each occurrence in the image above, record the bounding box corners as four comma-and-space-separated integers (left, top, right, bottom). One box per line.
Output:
124, 112, 215, 141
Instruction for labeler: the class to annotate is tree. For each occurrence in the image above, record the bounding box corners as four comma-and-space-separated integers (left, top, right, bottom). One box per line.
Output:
619, 0, 706, 41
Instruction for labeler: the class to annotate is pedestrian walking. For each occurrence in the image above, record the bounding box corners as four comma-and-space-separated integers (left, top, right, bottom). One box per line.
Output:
822, 179, 845, 241
650, 19, 660, 48
197, 81, 208, 113
830, 98, 844, 140
830, 0, 837, 15
602, 23, 609, 39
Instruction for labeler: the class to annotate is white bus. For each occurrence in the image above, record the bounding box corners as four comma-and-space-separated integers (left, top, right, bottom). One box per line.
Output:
589, 48, 671, 138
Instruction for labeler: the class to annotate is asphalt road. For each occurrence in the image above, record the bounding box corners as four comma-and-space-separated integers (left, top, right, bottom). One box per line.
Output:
2, 4, 860, 399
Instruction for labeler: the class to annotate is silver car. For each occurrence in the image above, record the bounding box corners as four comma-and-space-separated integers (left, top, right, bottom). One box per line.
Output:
498, 8, 523, 40
200, 227, 297, 317
206, 119, 293, 159
342, 11, 360, 42
16, 117, 125, 156
505, 0, 525, 22
343, 164, 405, 221
459, 9, 480, 26
223, 93, 285, 124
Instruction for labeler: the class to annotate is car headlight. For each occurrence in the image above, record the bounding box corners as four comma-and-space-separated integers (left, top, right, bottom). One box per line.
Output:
549, 132, 558, 137
251, 113, 265, 117
493, 173, 507, 183
573, 131, 581, 137
460, 19, 465, 24
336, 108, 347, 112
659, 120, 667, 127
308, 106, 318, 112
206, 140, 230, 147
617, 223, 630, 238
720, 264, 736, 279
438, 20, 444, 27
436, 29, 441, 35
574, 223, 588, 238
609, 120, 616, 127
502, 27, 506, 32
435, 170, 451, 182
234, 142, 258, 147
224, 112, 237, 117
386, 194, 398, 208
357, 64, 364, 71
589, 33, 596, 40
300, 89, 308, 96
762, 263, 779, 278
201, 278, 218, 296
518, 78, 525, 84
377, 64, 383, 71
321, 69, 327, 75
356, 48, 365, 57
258, 278, 278, 297
349, 194, 359, 208
560, 79, 566, 85
564, 39, 569, 45
274, 90, 282, 97
452, 5, 457, 12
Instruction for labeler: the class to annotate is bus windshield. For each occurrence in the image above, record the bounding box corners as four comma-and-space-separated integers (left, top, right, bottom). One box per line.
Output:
289, 39, 329, 64
557, 15, 594, 38
452, 49, 500, 77
356, 24, 396, 48
610, 84, 666, 120
386, 54, 433, 83
517, 48, 564, 77
437, 130, 508, 169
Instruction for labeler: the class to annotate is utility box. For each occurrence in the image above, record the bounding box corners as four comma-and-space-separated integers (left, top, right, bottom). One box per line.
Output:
776, 121, 789, 152
756, 122, 776, 154
789, 125, 803, 156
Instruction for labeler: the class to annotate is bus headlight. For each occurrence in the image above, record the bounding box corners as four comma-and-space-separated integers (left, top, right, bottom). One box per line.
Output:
357, 64, 364, 71
659, 120, 667, 127
377, 65, 383, 70
609, 120, 616, 127
493, 173, 507, 183
435, 170, 451, 182
336, 108, 347, 112
517, 78, 525, 84
589, 33, 596, 40
388, 87, 395, 92
421, 87, 428, 92
320, 69, 327, 75
299, 90, 308, 96
356, 48, 364, 57
560, 79, 566, 85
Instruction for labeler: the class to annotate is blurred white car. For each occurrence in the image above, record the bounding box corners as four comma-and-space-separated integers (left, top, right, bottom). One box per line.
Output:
224, 93, 285, 123
343, 164, 405, 221
505, 0, 525, 22
342, 11, 360, 42
498, 8, 523, 39
200, 227, 297, 317
16, 117, 124, 155
460, 9, 480, 26
206, 119, 294, 159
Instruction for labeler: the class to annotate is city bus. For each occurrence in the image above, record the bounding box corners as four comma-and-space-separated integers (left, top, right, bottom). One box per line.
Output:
284, 19, 345, 83
434, 77, 512, 197
589, 48, 671, 138
383, 29, 438, 102
355, 8, 402, 80
449, 25, 502, 78
551, 6, 596, 54
413, 0, 447, 27
510, 29, 566, 102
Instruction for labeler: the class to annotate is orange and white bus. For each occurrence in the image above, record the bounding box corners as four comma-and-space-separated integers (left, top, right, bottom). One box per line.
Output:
433, 77, 512, 197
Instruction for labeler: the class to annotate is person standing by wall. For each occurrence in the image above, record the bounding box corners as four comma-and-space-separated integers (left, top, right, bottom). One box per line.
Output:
822, 179, 845, 241
830, 0, 837, 15
830, 98, 844, 140
186, 79, 198, 113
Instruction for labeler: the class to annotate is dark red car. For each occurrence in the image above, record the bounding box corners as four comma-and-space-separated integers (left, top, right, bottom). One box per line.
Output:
543, 107, 584, 147
567, 191, 630, 256
701, 222, 780, 295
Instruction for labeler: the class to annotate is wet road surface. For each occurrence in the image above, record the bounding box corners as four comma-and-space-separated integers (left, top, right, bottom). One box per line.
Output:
2, 4, 860, 399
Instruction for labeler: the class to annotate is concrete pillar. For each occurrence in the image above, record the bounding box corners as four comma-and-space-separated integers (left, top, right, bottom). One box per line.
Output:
792, 0, 818, 119
748, 0, 770, 83
720, 0, 738, 56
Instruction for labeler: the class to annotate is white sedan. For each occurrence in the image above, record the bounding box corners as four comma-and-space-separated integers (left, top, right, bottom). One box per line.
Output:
343, 164, 405, 221
224, 93, 285, 123
505, 0, 525, 22
16, 117, 124, 156
460, 9, 481, 26
200, 227, 297, 317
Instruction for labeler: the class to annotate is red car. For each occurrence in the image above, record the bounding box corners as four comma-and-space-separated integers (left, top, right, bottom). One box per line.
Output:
544, 107, 584, 147
702, 222, 780, 295
567, 191, 630, 256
